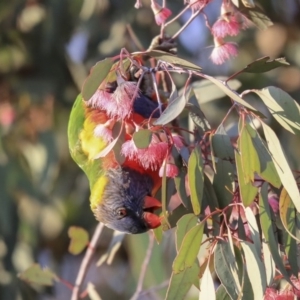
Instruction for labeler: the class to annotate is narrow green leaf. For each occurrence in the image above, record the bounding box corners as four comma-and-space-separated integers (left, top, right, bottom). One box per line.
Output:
175, 214, 198, 251
245, 122, 281, 188
214, 241, 240, 300
259, 183, 291, 282
234, 246, 254, 300
280, 189, 299, 276
213, 160, 234, 208
240, 241, 267, 299
18, 264, 57, 286
243, 57, 289, 73
235, 150, 258, 206
188, 146, 204, 215
254, 87, 300, 134
172, 222, 204, 273
165, 263, 200, 300
154, 87, 194, 125
202, 75, 258, 111
174, 169, 191, 209
262, 122, 300, 212
245, 207, 261, 256
68, 226, 89, 255
192, 78, 241, 104
240, 5, 273, 29
262, 233, 276, 286
216, 285, 231, 300
203, 174, 220, 236
279, 188, 299, 242
199, 263, 216, 300
143, 50, 202, 71
186, 103, 211, 135
211, 125, 234, 160
132, 129, 152, 149
238, 122, 260, 183
82, 58, 114, 101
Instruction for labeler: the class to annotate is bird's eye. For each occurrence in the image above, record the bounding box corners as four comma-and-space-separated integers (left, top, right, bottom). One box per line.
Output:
116, 208, 127, 219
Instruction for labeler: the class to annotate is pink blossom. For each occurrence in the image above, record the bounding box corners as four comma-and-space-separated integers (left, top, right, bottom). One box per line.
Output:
212, 15, 241, 38
268, 194, 279, 215
106, 81, 138, 119
121, 135, 169, 170
87, 89, 113, 109
93, 120, 114, 142
134, 0, 142, 8
264, 287, 278, 300
172, 135, 184, 149
159, 162, 179, 178
210, 38, 238, 65
0, 103, 15, 126
151, 1, 172, 26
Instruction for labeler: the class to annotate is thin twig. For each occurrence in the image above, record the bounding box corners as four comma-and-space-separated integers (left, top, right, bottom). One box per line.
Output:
130, 232, 155, 300
71, 223, 105, 300
139, 280, 169, 297
172, 10, 201, 40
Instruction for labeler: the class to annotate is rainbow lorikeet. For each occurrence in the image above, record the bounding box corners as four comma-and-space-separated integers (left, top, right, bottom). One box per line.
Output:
68, 69, 168, 234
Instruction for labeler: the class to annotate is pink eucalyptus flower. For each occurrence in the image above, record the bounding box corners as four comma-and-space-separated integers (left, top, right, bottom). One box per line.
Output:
121, 135, 169, 170
151, 1, 172, 26
87, 89, 113, 109
159, 154, 179, 178
134, 0, 142, 8
210, 37, 238, 65
212, 14, 241, 38
93, 119, 115, 142
268, 194, 279, 215
106, 81, 138, 119
172, 135, 184, 150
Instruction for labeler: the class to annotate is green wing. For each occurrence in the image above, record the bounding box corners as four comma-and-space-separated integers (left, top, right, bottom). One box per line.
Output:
68, 94, 104, 189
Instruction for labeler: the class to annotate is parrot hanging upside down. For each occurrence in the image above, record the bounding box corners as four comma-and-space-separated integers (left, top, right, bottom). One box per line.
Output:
68, 66, 168, 234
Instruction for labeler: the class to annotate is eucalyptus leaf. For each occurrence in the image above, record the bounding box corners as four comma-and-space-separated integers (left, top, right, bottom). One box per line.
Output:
172, 222, 204, 274
262, 122, 300, 212
82, 58, 114, 101
154, 87, 194, 125
254, 87, 300, 134
259, 183, 292, 283
245, 122, 281, 188
175, 214, 198, 251
202, 75, 257, 111
19, 264, 57, 286
68, 226, 89, 255
235, 149, 258, 206
199, 263, 216, 300
262, 233, 276, 286
240, 241, 266, 299
132, 129, 152, 149
243, 57, 289, 73
165, 263, 200, 300
142, 50, 202, 71
188, 146, 204, 215
214, 241, 241, 300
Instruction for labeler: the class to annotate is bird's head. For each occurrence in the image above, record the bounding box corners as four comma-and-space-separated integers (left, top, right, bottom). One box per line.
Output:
93, 167, 161, 234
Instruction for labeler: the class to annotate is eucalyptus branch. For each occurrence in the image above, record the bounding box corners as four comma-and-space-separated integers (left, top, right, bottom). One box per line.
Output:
71, 223, 105, 300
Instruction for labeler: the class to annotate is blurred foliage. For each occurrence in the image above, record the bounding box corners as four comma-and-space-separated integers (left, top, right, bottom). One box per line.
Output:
0, 0, 300, 299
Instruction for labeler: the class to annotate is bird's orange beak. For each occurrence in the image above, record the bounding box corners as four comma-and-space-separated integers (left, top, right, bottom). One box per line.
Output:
142, 196, 162, 229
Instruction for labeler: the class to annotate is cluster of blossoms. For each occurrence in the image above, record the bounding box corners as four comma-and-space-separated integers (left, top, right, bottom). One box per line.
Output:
210, 1, 250, 64
87, 70, 181, 178
134, 0, 250, 65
